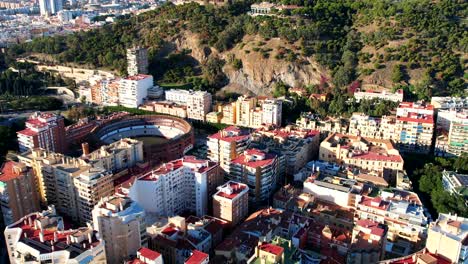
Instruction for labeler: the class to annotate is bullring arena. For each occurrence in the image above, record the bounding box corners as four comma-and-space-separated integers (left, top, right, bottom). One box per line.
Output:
90, 115, 194, 165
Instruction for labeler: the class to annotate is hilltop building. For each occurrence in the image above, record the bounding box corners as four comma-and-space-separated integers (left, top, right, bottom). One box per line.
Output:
127, 46, 149, 76
353, 88, 404, 102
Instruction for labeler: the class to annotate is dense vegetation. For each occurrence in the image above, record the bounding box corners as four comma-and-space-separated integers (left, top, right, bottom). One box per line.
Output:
5, 0, 465, 100
0, 124, 22, 163
0, 62, 66, 111
411, 155, 468, 217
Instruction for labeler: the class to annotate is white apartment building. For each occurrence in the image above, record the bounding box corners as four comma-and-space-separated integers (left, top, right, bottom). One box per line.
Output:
435, 109, 467, 157
207, 126, 251, 175
4, 206, 107, 264
165, 89, 212, 121
84, 138, 144, 173
92, 196, 147, 264
303, 176, 365, 208
119, 74, 152, 108
39, 0, 62, 16
127, 46, 149, 76
261, 99, 282, 126
395, 102, 434, 154
431, 96, 467, 110
125, 156, 221, 217
442, 170, 468, 196
354, 88, 404, 102
348, 113, 397, 141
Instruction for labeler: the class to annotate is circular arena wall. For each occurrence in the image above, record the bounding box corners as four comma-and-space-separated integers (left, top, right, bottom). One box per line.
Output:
91, 115, 194, 165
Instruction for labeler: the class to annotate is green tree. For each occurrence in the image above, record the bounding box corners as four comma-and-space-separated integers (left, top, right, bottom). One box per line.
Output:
391, 64, 405, 83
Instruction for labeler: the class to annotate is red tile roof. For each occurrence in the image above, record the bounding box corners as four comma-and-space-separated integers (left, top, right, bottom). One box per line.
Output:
351, 151, 403, 162
215, 181, 248, 200
17, 128, 38, 137
231, 149, 276, 168
161, 226, 178, 237
258, 243, 284, 256
138, 247, 161, 261
184, 250, 208, 264
0, 161, 27, 182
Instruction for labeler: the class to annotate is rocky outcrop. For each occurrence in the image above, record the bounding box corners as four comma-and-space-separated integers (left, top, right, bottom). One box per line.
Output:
172, 32, 329, 95
223, 57, 325, 95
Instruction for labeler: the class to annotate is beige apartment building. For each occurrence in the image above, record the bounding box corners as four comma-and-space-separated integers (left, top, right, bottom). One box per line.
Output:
212, 181, 249, 227
236, 96, 257, 127
207, 126, 251, 175
17, 149, 114, 224
426, 213, 468, 263
0, 161, 40, 225
319, 133, 404, 172
141, 101, 188, 118
84, 138, 144, 174
93, 196, 147, 264
220, 102, 237, 124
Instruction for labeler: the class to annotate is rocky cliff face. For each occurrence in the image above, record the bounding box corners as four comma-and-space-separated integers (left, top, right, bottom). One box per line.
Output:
172, 32, 329, 96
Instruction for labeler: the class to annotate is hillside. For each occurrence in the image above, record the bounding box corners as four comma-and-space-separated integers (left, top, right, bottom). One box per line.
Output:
6, 0, 467, 98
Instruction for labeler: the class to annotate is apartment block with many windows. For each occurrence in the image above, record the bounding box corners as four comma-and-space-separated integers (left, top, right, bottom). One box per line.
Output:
17, 112, 67, 154
207, 126, 251, 175
122, 156, 221, 217
229, 148, 283, 204
395, 102, 434, 154
212, 181, 249, 227
92, 196, 147, 264
119, 74, 152, 108
0, 161, 40, 225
